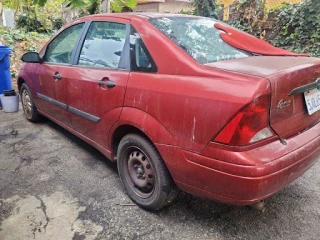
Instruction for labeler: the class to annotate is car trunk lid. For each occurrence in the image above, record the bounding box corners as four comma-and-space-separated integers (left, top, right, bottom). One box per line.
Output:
206, 56, 320, 139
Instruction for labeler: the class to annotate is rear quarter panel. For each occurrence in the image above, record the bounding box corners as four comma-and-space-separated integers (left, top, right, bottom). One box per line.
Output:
123, 71, 270, 152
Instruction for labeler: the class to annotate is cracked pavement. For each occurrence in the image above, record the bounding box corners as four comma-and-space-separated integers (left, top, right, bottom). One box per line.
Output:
0, 106, 320, 240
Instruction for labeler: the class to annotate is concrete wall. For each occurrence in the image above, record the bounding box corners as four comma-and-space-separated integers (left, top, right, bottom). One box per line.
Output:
134, 3, 160, 12
134, 0, 192, 13
159, 0, 193, 13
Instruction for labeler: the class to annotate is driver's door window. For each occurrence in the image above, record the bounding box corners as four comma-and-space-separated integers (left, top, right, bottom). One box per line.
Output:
77, 21, 126, 69
44, 23, 84, 64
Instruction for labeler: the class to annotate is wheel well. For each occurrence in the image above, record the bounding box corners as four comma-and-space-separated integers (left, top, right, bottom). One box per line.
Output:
112, 125, 152, 160
17, 77, 25, 92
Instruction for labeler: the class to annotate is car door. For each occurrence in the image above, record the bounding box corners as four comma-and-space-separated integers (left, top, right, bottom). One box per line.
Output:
37, 23, 85, 128
67, 19, 130, 148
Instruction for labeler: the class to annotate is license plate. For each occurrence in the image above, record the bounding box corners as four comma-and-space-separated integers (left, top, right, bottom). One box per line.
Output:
304, 88, 320, 115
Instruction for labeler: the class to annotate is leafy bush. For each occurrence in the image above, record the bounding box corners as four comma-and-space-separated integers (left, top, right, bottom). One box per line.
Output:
0, 27, 49, 50
16, 13, 54, 33
51, 18, 65, 30
16, 14, 44, 33
270, 0, 320, 57
228, 0, 265, 37
228, 0, 320, 57
111, 0, 137, 13
0, 27, 51, 77
179, 9, 198, 15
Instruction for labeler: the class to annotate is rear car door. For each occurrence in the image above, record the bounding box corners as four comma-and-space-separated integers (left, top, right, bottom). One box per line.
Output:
37, 23, 85, 128
67, 19, 130, 147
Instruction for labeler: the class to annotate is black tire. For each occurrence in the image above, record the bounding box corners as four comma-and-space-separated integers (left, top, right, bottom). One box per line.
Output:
117, 134, 178, 211
20, 83, 41, 122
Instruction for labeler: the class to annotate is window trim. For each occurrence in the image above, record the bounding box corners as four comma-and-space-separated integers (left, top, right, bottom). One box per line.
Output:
72, 20, 130, 71
42, 22, 86, 66
129, 25, 158, 73
71, 21, 92, 65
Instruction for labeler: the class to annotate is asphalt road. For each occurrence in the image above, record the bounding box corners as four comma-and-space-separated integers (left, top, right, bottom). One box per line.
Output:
1, 106, 320, 240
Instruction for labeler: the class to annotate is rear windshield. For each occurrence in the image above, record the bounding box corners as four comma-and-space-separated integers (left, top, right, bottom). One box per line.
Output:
149, 17, 250, 64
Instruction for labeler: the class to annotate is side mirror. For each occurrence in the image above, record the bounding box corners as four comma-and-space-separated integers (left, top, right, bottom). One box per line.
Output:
21, 52, 41, 63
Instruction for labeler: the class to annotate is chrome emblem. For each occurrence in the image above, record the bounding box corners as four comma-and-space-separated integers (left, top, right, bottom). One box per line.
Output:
277, 99, 292, 111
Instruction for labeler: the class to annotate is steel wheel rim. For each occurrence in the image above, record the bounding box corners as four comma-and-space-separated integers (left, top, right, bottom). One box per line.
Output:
22, 89, 32, 118
124, 147, 155, 198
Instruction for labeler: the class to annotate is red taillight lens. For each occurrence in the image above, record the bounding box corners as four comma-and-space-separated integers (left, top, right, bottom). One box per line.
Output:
214, 95, 275, 146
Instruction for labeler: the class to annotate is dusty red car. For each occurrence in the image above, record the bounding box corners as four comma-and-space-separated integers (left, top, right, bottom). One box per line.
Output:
19, 13, 320, 210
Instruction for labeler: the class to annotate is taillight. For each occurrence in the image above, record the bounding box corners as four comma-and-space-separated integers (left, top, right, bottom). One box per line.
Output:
214, 95, 275, 146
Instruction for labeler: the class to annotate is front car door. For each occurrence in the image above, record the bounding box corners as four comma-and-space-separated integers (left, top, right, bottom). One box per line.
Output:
67, 19, 130, 150
36, 23, 85, 128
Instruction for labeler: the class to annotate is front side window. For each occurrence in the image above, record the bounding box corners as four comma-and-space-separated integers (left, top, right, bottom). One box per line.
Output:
78, 21, 126, 69
149, 17, 250, 64
44, 23, 84, 64
130, 27, 157, 72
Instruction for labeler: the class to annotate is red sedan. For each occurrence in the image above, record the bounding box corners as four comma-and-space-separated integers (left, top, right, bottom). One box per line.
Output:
18, 13, 320, 210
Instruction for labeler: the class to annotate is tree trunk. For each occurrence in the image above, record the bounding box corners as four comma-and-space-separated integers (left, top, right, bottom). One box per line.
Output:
101, 0, 111, 13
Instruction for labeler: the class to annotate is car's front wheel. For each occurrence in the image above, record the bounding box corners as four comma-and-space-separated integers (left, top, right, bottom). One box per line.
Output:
117, 134, 178, 210
20, 83, 40, 122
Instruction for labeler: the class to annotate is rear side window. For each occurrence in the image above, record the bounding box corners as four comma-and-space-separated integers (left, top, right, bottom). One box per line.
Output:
44, 23, 84, 64
78, 21, 126, 69
130, 27, 157, 73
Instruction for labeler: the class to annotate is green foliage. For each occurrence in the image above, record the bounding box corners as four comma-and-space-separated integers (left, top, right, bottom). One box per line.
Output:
16, 14, 46, 32
3, 0, 61, 11
4, 0, 65, 32
179, 8, 197, 16
111, 0, 137, 13
270, 0, 320, 57
195, 0, 219, 19
3, 0, 27, 11
5, 0, 138, 14
78, 0, 102, 17
0, 26, 50, 51
228, 0, 320, 57
227, 0, 265, 37
51, 18, 65, 30
0, 26, 50, 77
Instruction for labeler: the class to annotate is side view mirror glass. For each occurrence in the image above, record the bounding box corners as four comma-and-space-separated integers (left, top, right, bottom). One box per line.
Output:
21, 52, 41, 63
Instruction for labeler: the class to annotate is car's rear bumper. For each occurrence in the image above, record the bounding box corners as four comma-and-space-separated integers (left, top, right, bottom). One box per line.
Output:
156, 121, 320, 205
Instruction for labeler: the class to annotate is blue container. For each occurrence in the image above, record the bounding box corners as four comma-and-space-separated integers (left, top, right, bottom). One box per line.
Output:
0, 44, 13, 108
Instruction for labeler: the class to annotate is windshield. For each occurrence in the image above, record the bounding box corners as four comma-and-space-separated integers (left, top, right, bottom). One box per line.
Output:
149, 17, 250, 64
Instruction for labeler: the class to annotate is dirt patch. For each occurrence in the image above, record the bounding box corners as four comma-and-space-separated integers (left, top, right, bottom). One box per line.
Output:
0, 191, 103, 240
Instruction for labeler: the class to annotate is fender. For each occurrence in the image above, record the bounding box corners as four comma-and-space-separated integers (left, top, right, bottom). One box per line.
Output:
18, 69, 32, 90
109, 107, 175, 151
18, 64, 40, 105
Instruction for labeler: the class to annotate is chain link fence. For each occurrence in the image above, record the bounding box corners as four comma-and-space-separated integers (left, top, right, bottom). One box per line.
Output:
218, 0, 303, 21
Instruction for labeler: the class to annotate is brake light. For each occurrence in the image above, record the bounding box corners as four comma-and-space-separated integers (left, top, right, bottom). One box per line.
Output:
214, 95, 275, 146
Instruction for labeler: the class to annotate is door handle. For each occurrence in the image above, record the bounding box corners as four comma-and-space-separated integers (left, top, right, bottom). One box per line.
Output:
97, 80, 116, 88
52, 72, 62, 80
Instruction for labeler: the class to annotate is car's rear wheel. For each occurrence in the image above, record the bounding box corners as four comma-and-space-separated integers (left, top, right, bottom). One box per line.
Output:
20, 83, 40, 122
117, 134, 178, 210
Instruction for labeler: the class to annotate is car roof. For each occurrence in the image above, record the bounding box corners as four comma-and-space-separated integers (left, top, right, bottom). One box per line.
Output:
79, 12, 201, 21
